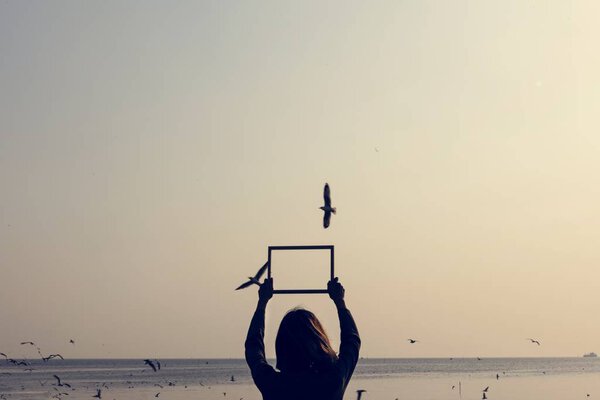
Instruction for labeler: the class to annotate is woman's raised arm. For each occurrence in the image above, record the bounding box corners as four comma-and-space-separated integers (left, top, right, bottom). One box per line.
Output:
244, 278, 276, 391
328, 278, 361, 381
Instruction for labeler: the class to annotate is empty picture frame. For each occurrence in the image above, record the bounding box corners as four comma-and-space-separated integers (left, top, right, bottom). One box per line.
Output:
267, 245, 334, 294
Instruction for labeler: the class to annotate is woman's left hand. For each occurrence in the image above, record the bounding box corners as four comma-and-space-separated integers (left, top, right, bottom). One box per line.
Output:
258, 277, 273, 303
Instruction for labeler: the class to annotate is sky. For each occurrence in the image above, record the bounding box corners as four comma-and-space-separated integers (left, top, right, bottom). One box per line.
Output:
1, 0, 600, 359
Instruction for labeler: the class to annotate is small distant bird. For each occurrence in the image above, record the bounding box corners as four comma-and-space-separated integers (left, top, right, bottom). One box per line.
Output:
452, 386, 455, 390
356, 389, 367, 400
144, 359, 159, 372
235, 262, 268, 290
20, 341, 36, 346
53, 375, 64, 387
0, 352, 7, 359
43, 354, 64, 362
527, 338, 541, 346
482, 392, 487, 400
230, 375, 235, 382
69, 339, 75, 344
483, 386, 489, 392
92, 389, 102, 398
407, 339, 418, 344
320, 183, 336, 229
477, 357, 482, 361
155, 393, 160, 398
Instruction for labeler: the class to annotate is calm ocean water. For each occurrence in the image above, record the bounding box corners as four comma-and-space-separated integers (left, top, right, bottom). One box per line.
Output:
1, 358, 599, 399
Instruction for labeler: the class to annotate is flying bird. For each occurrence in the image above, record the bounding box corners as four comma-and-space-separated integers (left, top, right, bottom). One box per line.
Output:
356, 389, 367, 400
144, 359, 159, 372
20, 341, 36, 346
483, 386, 489, 392
53, 375, 64, 387
235, 262, 268, 290
155, 393, 160, 398
43, 354, 64, 362
407, 339, 418, 344
320, 183, 336, 229
69, 339, 75, 344
0, 352, 7, 359
527, 338, 541, 346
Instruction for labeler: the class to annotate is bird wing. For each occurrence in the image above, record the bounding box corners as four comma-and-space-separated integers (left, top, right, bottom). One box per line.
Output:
144, 360, 157, 372
235, 280, 253, 290
254, 262, 269, 280
323, 211, 331, 228
324, 183, 331, 207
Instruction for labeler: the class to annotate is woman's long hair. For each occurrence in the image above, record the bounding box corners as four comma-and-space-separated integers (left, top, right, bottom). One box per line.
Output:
275, 308, 338, 373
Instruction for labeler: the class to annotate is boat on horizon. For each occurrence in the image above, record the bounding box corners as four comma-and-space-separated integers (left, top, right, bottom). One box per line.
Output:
583, 352, 597, 358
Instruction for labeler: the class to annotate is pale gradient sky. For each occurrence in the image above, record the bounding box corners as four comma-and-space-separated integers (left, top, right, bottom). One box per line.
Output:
1, 1, 600, 359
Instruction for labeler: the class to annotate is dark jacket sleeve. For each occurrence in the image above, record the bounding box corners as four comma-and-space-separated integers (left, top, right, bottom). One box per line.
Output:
336, 305, 361, 381
245, 306, 277, 392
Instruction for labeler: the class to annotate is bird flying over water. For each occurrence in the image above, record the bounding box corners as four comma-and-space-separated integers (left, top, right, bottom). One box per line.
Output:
20, 341, 35, 346
43, 354, 64, 362
53, 375, 64, 387
320, 183, 336, 229
356, 389, 367, 400
69, 339, 75, 344
235, 262, 268, 290
407, 339, 418, 344
144, 359, 160, 372
527, 338, 541, 346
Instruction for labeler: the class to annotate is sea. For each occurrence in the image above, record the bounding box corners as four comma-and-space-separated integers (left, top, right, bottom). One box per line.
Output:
1, 358, 600, 400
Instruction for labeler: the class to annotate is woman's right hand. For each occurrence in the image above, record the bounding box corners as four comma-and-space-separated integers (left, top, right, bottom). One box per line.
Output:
327, 277, 345, 304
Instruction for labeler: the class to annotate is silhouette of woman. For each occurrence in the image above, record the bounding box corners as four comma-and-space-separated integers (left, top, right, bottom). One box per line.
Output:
245, 277, 361, 400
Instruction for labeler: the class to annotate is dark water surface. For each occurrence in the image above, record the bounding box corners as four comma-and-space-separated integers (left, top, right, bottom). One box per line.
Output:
1, 358, 599, 399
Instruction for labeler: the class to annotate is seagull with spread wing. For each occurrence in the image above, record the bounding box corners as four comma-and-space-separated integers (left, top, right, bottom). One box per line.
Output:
320, 183, 336, 229
527, 338, 541, 346
144, 359, 159, 372
235, 262, 269, 291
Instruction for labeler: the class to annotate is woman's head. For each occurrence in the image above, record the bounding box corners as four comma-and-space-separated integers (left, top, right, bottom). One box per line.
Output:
275, 308, 338, 373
